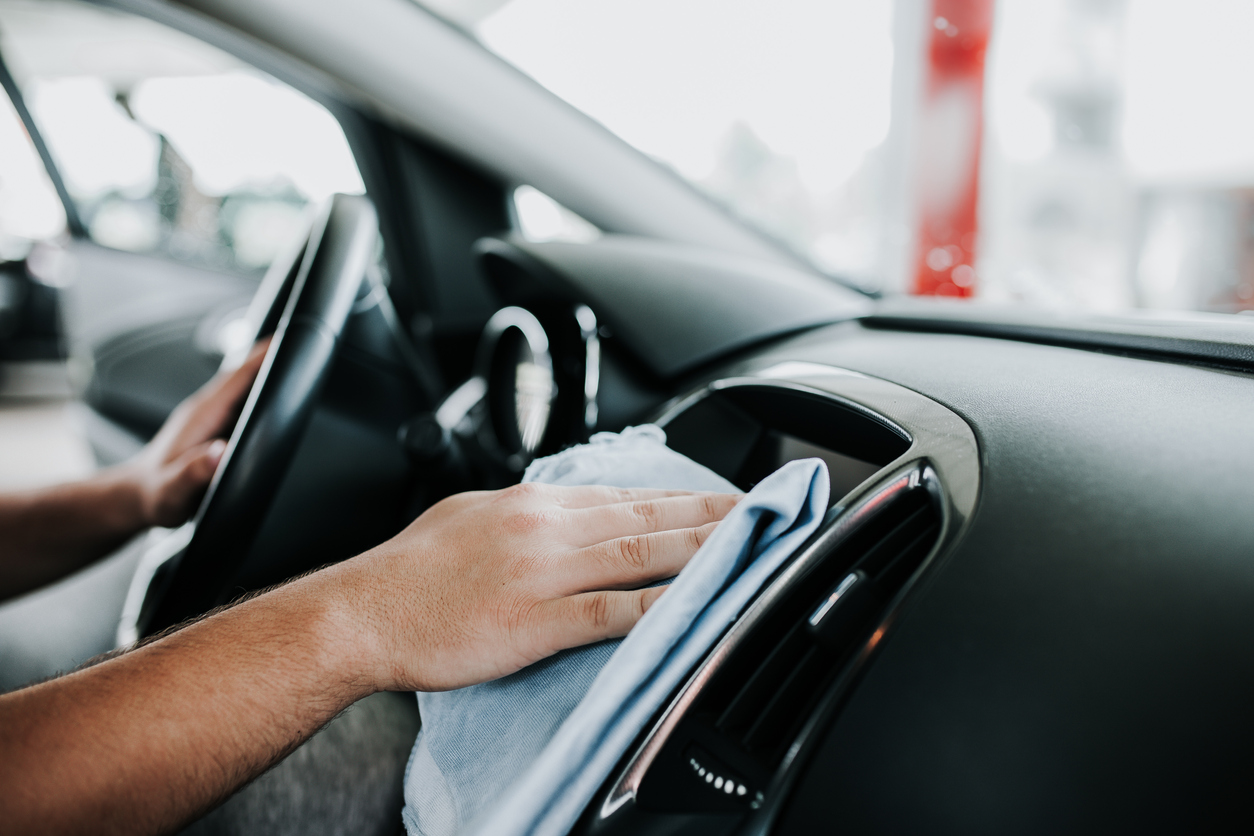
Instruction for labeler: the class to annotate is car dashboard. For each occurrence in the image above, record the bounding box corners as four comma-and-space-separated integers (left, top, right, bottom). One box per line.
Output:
434, 234, 1254, 833
95, 223, 1254, 834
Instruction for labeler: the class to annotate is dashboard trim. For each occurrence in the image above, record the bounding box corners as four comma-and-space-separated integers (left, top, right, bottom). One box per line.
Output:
590, 362, 980, 829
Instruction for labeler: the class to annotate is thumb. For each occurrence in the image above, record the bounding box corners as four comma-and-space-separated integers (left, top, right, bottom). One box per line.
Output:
152, 439, 227, 526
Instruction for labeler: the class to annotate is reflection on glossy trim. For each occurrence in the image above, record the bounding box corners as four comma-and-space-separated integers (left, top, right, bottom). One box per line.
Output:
600, 464, 931, 819
576, 304, 600, 430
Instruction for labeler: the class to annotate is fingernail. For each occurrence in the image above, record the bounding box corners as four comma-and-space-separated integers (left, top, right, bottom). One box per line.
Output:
207, 439, 228, 464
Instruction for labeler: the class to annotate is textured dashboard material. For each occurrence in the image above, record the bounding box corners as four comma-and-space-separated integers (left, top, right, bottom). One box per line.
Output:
743, 322, 1254, 833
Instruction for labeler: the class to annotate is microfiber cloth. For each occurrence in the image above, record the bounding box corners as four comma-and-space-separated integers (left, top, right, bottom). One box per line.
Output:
402, 424, 830, 836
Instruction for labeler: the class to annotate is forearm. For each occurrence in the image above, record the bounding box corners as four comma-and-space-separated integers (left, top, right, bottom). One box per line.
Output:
0, 564, 371, 836
0, 483, 734, 834
0, 340, 268, 602
0, 467, 150, 601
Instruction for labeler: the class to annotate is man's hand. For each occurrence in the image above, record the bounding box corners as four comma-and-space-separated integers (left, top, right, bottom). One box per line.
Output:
118, 339, 270, 528
0, 482, 740, 835
327, 483, 743, 692
0, 339, 269, 601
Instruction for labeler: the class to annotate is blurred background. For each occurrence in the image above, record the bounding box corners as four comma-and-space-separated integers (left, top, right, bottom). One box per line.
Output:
5, 0, 1254, 322
430, 0, 1254, 312
1, 0, 1253, 483
0, 0, 366, 484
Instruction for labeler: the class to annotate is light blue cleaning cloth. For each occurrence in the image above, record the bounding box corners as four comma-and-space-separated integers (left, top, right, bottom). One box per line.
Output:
402, 424, 830, 836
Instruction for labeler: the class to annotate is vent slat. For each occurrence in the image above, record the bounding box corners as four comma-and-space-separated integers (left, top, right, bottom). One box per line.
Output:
716, 621, 809, 736
855, 503, 933, 578
694, 487, 938, 771
741, 645, 831, 756
874, 522, 941, 591
638, 482, 943, 816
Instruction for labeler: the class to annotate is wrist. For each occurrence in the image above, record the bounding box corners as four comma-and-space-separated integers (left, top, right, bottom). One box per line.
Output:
290, 558, 389, 699
87, 465, 154, 535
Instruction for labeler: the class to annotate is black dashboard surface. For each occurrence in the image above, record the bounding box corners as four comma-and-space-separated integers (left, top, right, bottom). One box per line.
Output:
477, 235, 870, 379
732, 322, 1254, 833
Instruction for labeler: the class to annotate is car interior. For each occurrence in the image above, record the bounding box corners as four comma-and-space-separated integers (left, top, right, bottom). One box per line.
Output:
3, 0, 1254, 833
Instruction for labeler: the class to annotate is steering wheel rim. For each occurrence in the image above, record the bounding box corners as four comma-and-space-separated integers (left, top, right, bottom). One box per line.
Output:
138, 193, 378, 637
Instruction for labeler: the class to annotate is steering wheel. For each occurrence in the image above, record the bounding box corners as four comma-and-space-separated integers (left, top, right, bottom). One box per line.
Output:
128, 194, 379, 639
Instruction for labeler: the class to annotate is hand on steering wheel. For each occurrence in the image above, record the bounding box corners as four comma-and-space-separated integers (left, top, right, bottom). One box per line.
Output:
119, 341, 269, 529
130, 194, 380, 639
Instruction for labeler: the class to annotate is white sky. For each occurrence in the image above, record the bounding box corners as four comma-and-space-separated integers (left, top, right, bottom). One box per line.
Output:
987, 0, 1254, 183
0, 95, 64, 240
1121, 0, 1254, 183
6, 0, 1254, 251
29, 76, 158, 201
486, 0, 1254, 194
0, 0, 363, 230
480, 0, 896, 195
130, 72, 363, 200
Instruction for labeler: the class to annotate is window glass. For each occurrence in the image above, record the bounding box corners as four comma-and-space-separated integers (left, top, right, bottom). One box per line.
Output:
981, 0, 1254, 313
0, 0, 364, 273
0, 92, 65, 259
466, 0, 1254, 314
472, 0, 896, 288
512, 186, 600, 244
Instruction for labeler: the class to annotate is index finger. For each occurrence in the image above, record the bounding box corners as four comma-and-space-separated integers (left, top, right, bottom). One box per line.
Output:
179, 338, 272, 438
545, 485, 729, 510
209, 337, 271, 403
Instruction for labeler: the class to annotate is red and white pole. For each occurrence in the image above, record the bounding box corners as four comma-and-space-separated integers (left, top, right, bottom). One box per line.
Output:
911, 0, 993, 297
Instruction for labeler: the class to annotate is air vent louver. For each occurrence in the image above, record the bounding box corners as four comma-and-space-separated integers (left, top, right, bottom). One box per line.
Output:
636, 482, 941, 814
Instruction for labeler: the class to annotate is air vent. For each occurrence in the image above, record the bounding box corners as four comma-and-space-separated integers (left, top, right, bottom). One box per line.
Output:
634, 480, 940, 815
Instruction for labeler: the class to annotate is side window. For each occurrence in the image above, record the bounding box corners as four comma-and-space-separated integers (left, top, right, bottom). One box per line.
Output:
0, 0, 364, 275
0, 92, 65, 254
512, 186, 600, 244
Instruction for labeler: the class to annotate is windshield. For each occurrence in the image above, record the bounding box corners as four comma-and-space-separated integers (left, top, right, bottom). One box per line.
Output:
437, 0, 1254, 315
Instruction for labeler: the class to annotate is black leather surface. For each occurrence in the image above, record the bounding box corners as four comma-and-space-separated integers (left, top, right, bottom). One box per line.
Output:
757, 323, 1254, 833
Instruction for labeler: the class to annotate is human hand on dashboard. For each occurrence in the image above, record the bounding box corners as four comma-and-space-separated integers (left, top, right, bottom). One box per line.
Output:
119, 338, 270, 528
0, 472, 740, 832
327, 483, 743, 693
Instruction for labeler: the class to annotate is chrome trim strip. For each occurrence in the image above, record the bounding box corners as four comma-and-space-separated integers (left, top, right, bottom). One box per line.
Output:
655, 374, 912, 447
475, 306, 553, 378
435, 376, 488, 431
116, 522, 196, 648
745, 465, 948, 836
474, 306, 555, 458
808, 571, 860, 628
700, 360, 979, 523
755, 361, 869, 381
575, 304, 600, 430
709, 376, 912, 445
